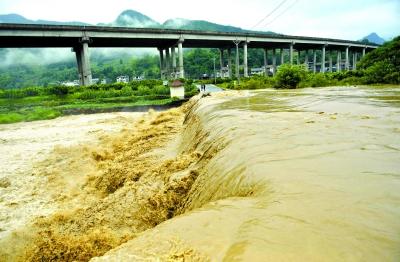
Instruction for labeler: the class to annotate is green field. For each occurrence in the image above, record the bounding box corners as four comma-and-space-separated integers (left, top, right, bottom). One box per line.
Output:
0, 80, 198, 124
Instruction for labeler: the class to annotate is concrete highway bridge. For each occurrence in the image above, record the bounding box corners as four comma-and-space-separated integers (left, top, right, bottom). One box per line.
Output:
0, 23, 378, 85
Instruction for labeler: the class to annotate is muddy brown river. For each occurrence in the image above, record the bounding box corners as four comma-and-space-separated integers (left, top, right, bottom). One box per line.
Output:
0, 86, 399, 261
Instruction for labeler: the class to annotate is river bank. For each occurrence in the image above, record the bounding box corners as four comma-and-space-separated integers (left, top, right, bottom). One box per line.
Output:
1, 86, 399, 261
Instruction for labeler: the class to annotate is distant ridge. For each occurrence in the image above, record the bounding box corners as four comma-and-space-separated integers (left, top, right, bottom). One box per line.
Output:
0, 13, 90, 26
0, 9, 277, 35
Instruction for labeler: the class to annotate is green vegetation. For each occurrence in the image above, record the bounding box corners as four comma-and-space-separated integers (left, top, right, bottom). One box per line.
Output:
0, 80, 198, 124
358, 36, 400, 84
275, 64, 307, 88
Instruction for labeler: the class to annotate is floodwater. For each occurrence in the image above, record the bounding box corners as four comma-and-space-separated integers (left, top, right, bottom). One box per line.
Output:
0, 113, 144, 239
1, 86, 399, 261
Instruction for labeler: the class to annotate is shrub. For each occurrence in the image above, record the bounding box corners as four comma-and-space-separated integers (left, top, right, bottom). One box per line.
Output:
121, 85, 134, 96
136, 85, 151, 96
274, 64, 307, 89
301, 73, 334, 87
0, 112, 24, 124
363, 60, 397, 84
153, 85, 170, 96
184, 83, 199, 98
48, 85, 70, 96
241, 78, 264, 89
23, 87, 41, 97
339, 76, 364, 85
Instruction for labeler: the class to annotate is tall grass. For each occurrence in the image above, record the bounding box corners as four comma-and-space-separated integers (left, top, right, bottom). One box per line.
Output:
0, 108, 61, 124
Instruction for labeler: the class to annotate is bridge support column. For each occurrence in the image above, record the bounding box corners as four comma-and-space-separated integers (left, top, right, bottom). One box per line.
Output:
227, 48, 232, 78
178, 41, 184, 78
234, 42, 240, 81
337, 50, 341, 72
73, 47, 83, 85
244, 42, 248, 77
362, 47, 366, 57
263, 48, 268, 76
171, 47, 176, 77
280, 48, 284, 65
329, 50, 333, 72
165, 48, 171, 78
313, 50, 317, 73
219, 49, 224, 78
289, 42, 294, 64
272, 49, 277, 76
321, 45, 326, 73
78, 38, 92, 86
158, 48, 165, 80
304, 50, 309, 70
345, 46, 350, 71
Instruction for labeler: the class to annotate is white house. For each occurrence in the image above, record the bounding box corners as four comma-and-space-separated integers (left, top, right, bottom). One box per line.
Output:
116, 75, 129, 83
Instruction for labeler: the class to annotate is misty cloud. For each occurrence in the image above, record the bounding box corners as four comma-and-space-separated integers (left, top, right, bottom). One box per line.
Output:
0, 48, 157, 68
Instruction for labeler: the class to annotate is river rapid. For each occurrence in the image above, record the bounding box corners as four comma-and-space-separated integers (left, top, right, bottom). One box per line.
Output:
1, 86, 399, 261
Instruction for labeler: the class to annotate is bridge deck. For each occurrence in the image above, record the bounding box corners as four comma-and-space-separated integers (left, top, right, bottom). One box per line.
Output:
0, 23, 378, 50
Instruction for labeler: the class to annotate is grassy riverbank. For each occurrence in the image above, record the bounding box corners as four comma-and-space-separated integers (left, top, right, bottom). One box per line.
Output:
0, 80, 198, 124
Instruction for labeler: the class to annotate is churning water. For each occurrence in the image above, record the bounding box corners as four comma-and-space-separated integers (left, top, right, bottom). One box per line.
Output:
1, 86, 399, 261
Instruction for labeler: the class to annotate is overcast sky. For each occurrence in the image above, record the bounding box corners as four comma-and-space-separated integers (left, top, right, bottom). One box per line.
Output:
0, 0, 399, 40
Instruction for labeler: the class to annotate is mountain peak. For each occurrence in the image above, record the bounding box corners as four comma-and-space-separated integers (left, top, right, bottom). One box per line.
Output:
113, 9, 160, 28
362, 32, 385, 45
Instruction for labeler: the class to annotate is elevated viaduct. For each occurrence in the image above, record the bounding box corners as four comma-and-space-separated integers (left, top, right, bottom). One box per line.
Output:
0, 23, 378, 85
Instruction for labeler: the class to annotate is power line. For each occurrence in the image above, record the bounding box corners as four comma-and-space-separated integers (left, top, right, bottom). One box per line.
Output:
251, 0, 288, 29
262, 0, 299, 27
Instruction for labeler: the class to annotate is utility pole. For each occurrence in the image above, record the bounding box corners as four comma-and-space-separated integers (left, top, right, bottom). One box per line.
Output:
233, 39, 241, 85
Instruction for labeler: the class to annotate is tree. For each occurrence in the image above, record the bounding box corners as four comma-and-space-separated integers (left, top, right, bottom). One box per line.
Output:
358, 36, 400, 84
274, 64, 307, 88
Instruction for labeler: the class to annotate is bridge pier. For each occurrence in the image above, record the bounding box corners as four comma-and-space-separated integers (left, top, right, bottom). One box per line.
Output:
73, 47, 83, 85
289, 42, 294, 64
337, 50, 341, 72
321, 45, 326, 72
313, 50, 317, 73
244, 42, 248, 77
227, 48, 232, 78
263, 48, 268, 76
280, 48, 284, 65
234, 42, 240, 81
178, 40, 184, 78
158, 48, 165, 79
171, 47, 176, 77
219, 49, 224, 78
73, 37, 92, 86
81, 40, 92, 86
272, 49, 277, 75
329, 50, 333, 72
345, 46, 350, 71
165, 48, 171, 78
